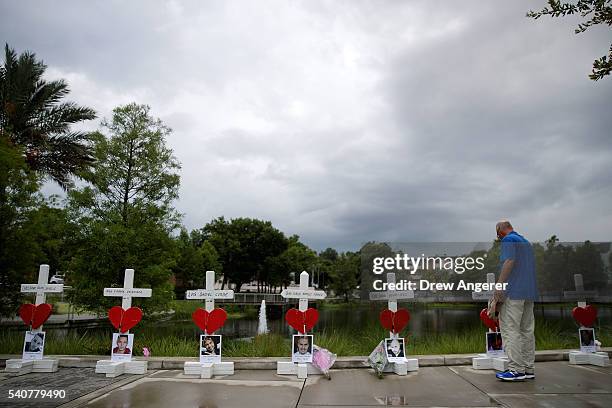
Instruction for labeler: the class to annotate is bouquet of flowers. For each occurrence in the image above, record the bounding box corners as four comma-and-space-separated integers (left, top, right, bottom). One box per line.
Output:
312, 345, 336, 379
367, 340, 389, 379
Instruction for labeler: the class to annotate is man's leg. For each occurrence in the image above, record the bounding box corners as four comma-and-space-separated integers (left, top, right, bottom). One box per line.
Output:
499, 298, 526, 373
519, 300, 535, 376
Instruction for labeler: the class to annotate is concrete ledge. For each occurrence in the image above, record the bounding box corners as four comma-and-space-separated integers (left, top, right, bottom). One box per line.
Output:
443, 355, 473, 365
2, 348, 610, 370
414, 355, 445, 366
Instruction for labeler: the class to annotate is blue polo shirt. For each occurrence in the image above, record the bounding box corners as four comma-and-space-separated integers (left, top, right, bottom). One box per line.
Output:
500, 231, 538, 300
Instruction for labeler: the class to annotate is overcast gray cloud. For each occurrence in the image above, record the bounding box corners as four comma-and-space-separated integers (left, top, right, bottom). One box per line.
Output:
1, 0, 611, 251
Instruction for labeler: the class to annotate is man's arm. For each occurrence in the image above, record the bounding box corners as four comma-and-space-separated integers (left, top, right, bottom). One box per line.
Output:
494, 259, 514, 301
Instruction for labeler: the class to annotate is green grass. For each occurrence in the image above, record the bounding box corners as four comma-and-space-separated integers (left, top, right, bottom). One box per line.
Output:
2, 318, 608, 358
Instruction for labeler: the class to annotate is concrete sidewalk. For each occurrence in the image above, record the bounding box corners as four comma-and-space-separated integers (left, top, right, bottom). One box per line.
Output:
0, 361, 611, 407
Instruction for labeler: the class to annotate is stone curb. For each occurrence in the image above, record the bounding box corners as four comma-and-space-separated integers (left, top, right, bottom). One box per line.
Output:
1, 349, 610, 370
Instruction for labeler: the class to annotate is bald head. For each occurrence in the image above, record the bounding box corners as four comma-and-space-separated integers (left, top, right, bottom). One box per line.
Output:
496, 220, 513, 238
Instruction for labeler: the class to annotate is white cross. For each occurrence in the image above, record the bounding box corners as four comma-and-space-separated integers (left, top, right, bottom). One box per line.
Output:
369, 272, 414, 337
471, 273, 496, 301
281, 271, 326, 312
564, 274, 597, 308
103, 269, 152, 310
21, 264, 63, 306
185, 271, 234, 312
21, 264, 64, 332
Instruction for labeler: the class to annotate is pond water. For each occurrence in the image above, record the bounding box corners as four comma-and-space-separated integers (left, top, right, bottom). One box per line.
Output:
36, 303, 612, 340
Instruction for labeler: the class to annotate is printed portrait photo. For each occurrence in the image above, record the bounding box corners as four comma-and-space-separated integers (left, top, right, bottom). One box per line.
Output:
486, 332, 504, 356
22, 331, 45, 360
111, 333, 134, 362
200, 335, 222, 363
385, 337, 406, 362
579, 328, 596, 353
292, 334, 313, 363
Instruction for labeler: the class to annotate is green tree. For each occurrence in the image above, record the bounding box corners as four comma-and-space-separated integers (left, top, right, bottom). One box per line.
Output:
1, 44, 96, 187
319, 248, 338, 262
201, 217, 288, 291
329, 252, 360, 302
358, 242, 394, 299
263, 236, 317, 292
0, 44, 95, 316
67, 103, 181, 314
568, 240, 608, 290
527, 1, 612, 81
172, 228, 221, 297
0, 139, 43, 316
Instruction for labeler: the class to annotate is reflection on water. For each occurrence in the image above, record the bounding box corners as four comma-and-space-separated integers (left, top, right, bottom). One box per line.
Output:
42, 304, 612, 340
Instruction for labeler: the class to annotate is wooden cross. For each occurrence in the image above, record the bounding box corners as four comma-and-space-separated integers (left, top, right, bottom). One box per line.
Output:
20, 264, 64, 331
103, 269, 152, 332
471, 273, 496, 301
281, 271, 326, 313
369, 272, 414, 337
186, 270, 234, 312
563, 273, 598, 308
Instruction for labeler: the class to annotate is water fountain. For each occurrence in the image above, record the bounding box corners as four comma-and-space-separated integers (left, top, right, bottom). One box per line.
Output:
257, 299, 268, 335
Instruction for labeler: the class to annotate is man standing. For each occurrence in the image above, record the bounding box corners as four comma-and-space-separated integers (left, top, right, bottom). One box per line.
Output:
494, 220, 538, 381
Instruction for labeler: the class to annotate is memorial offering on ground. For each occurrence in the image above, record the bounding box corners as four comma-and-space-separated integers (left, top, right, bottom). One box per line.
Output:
311, 345, 336, 379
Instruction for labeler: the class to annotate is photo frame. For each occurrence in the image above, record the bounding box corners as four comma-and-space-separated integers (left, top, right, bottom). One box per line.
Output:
111, 332, 134, 362
22, 331, 45, 360
385, 337, 406, 363
200, 334, 222, 363
292, 334, 313, 363
579, 328, 596, 353
485, 331, 504, 357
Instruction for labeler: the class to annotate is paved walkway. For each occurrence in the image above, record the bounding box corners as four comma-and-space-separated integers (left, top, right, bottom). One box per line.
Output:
0, 361, 610, 407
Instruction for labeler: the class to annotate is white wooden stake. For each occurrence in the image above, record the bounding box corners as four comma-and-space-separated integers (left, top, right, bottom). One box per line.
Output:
278, 271, 328, 378
368, 272, 418, 374
6, 265, 65, 375
96, 269, 152, 377
183, 271, 236, 378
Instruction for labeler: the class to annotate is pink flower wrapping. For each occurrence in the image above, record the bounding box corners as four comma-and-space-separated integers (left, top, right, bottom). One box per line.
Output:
312, 345, 336, 374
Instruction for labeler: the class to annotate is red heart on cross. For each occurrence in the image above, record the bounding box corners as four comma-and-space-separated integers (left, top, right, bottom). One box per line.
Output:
108, 306, 143, 333
479, 308, 499, 331
19, 303, 52, 329
192, 308, 227, 334
572, 305, 597, 328
379, 308, 410, 334
285, 308, 319, 334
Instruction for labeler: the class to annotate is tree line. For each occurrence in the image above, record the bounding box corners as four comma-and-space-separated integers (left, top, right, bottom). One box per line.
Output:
0, 44, 361, 317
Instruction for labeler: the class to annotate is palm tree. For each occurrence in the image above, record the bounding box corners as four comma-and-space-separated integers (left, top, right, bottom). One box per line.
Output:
0, 44, 96, 189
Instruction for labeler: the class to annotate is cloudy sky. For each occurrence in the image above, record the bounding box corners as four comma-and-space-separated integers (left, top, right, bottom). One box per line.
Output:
2, 0, 611, 251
